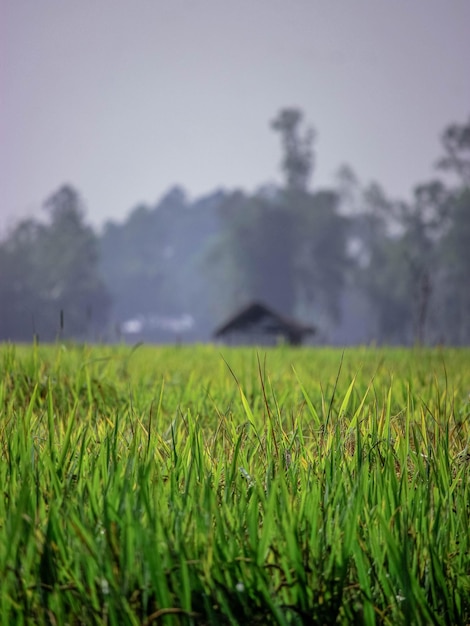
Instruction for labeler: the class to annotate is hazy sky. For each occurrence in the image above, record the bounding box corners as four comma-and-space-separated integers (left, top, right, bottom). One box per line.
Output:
2, 1, 469, 233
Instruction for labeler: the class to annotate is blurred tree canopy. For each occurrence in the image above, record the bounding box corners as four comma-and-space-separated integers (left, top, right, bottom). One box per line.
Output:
1, 113, 469, 345
342, 115, 470, 345
0, 186, 110, 341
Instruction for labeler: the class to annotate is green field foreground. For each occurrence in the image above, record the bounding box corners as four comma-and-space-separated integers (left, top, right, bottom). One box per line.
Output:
1, 344, 469, 625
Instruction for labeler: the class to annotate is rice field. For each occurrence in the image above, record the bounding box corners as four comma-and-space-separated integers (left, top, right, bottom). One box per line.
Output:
1, 343, 469, 625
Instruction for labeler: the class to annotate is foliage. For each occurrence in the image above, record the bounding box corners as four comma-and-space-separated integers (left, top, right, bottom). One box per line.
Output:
436, 115, 470, 186
339, 113, 470, 345
99, 187, 221, 340
208, 185, 350, 329
0, 186, 110, 341
1, 112, 469, 345
435, 188, 470, 344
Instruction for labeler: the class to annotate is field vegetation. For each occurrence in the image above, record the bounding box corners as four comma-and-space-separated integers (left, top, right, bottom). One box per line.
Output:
1, 343, 469, 625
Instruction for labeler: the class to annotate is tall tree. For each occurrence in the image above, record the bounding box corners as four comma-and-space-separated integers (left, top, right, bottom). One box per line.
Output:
0, 185, 110, 341
436, 116, 470, 186
341, 178, 414, 344
38, 185, 111, 338
433, 116, 470, 344
207, 109, 349, 338
271, 108, 315, 192
0, 220, 44, 340
346, 115, 469, 345
437, 188, 470, 344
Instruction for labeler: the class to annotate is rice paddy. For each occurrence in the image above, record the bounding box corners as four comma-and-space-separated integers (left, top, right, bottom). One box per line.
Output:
1, 343, 469, 625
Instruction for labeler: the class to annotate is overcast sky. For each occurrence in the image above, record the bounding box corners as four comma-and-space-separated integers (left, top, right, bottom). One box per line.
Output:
2, 0, 469, 234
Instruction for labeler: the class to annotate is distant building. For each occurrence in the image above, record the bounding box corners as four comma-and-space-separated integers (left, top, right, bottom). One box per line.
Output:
213, 301, 315, 346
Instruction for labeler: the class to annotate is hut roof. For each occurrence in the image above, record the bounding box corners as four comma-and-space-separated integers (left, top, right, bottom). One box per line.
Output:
213, 301, 315, 340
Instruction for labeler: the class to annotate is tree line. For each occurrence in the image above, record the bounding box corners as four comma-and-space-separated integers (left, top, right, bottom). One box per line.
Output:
1, 110, 469, 345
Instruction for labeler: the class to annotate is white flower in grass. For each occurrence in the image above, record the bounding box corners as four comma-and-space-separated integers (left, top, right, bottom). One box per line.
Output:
100, 578, 110, 595
235, 582, 245, 593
